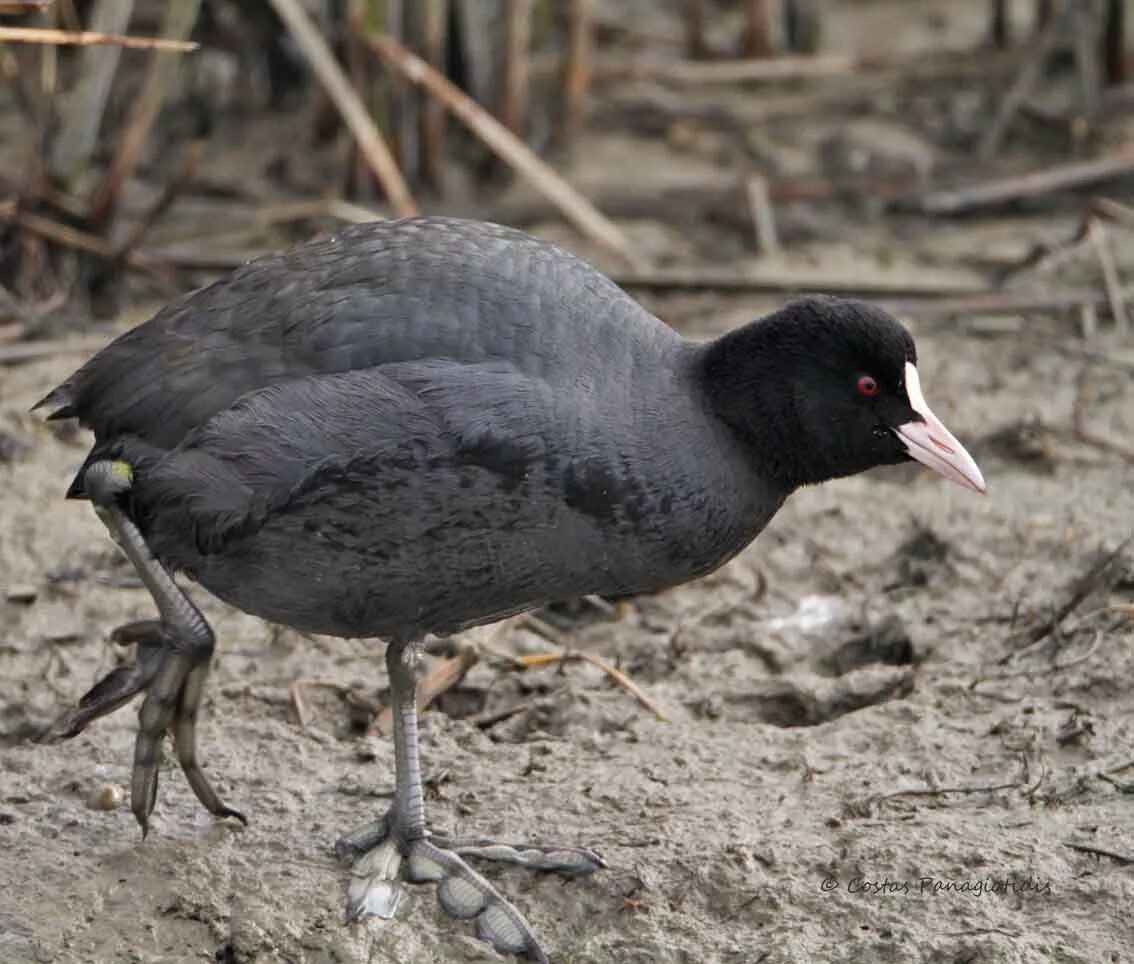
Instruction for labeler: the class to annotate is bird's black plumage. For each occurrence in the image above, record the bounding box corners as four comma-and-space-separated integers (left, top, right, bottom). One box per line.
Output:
40, 218, 932, 639
39, 217, 984, 961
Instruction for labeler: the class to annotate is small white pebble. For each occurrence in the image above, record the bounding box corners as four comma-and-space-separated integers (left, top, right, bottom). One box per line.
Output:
5, 585, 37, 604
86, 784, 123, 812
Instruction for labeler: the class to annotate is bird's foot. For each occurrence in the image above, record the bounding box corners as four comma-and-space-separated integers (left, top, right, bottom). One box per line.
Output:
40, 619, 245, 833
336, 809, 604, 962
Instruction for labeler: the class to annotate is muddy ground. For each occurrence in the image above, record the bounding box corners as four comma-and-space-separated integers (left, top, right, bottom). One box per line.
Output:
3, 1, 1134, 962
6, 312, 1134, 964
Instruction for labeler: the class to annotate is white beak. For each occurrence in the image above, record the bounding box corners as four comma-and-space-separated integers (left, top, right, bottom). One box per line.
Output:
893, 362, 986, 493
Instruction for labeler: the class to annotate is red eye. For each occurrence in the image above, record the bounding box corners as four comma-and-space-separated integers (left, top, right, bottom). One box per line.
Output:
857, 375, 879, 397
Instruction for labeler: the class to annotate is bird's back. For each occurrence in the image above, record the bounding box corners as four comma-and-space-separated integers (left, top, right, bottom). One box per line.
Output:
42, 217, 677, 489
41, 218, 781, 637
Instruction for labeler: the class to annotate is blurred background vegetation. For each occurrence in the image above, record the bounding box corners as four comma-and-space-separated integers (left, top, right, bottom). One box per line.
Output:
0, 0, 1131, 353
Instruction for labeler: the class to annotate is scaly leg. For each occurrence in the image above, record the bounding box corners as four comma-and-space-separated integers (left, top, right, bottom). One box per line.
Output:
40, 460, 245, 833
337, 638, 604, 962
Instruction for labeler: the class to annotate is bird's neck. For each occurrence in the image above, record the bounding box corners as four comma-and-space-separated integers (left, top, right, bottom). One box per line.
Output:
695, 318, 830, 491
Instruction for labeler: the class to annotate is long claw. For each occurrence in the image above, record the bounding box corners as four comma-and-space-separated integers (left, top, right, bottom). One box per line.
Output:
173, 666, 247, 824
130, 709, 161, 837
127, 655, 188, 832
38, 620, 172, 743
39, 659, 160, 742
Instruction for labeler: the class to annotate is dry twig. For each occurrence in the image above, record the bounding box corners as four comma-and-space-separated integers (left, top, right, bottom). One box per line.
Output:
499, 0, 532, 135
419, 0, 448, 192
562, 0, 594, 145
1091, 196, 1134, 226
88, 0, 202, 231
875, 757, 1045, 808
999, 218, 1092, 286
744, 173, 779, 254
922, 149, 1134, 216
360, 28, 646, 270
883, 288, 1125, 320
113, 140, 200, 259
14, 209, 115, 257
290, 678, 349, 728
1087, 217, 1129, 333
0, 333, 111, 364
10, 209, 170, 289
1067, 0, 1104, 123
742, 0, 772, 57
979, 0, 1067, 157
497, 613, 665, 721
484, 170, 919, 227
611, 265, 984, 297
518, 649, 669, 722
370, 648, 479, 737
267, 0, 416, 217
875, 779, 1025, 805
0, 2, 54, 14
468, 701, 534, 730
1098, 772, 1134, 794
597, 54, 856, 84
1064, 841, 1134, 866
0, 25, 196, 51
1001, 539, 1132, 657
683, 0, 707, 58
47, 0, 136, 184
971, 629, 1105, 689
1072, 368, 1134, 462
1043, 337, 1134, 373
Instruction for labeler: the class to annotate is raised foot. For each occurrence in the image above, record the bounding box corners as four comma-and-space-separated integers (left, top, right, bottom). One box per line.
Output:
39, 619, 246, 833
338, 815, 604, 962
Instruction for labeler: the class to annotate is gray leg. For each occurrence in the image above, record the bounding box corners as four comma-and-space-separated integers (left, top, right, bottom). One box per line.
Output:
338, 638, 604, 962
41, 460, 244, 833
388, 638, 427, 841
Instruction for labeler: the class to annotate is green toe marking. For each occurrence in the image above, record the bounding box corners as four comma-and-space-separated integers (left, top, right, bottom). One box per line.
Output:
110, 460, 134, 484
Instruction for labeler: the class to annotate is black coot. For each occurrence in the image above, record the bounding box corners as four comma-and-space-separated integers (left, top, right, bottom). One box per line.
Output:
39, 217, 984, 962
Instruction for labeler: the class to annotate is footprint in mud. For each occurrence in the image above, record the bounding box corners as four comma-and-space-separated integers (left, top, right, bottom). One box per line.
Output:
719, 665, 916, 728
716, 611, 917, 728
710, 519, 983, 726
682, 548, 924, 728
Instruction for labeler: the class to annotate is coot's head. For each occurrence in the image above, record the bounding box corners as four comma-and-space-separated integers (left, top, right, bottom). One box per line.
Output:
700, 296, 985, 493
